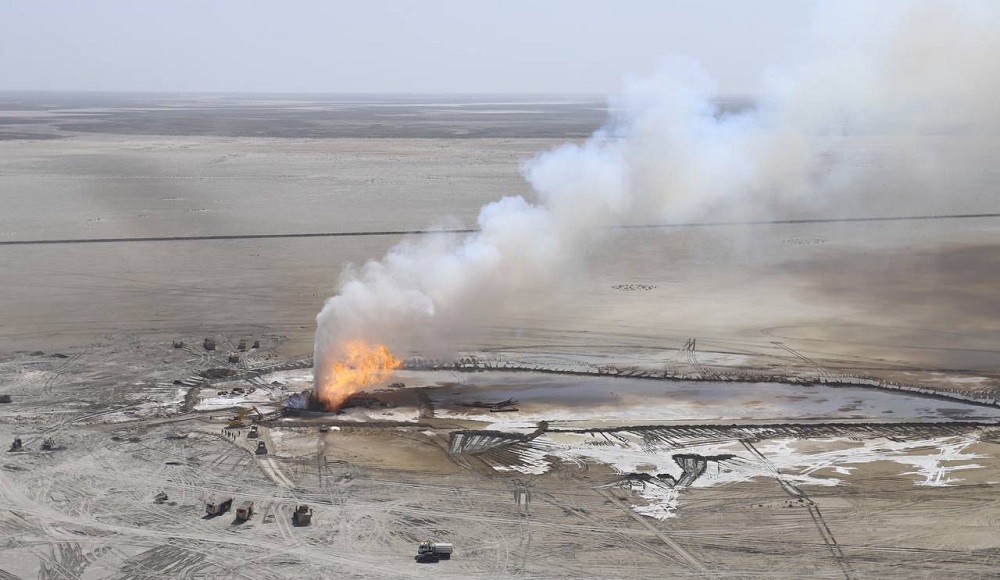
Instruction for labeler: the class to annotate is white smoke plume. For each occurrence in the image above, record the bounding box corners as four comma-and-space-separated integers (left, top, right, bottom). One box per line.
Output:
314, 1, 1000, 381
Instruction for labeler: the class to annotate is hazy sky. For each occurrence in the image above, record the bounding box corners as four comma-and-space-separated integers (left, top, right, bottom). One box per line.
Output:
0, 0, 819, 94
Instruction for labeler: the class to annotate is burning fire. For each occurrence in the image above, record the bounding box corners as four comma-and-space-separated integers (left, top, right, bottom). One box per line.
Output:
314, 340, 402, 410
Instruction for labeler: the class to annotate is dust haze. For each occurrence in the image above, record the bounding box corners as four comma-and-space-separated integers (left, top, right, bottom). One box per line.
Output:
314, 1, 1000, 377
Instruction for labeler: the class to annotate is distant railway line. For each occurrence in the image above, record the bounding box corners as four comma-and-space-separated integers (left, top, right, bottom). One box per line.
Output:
1, 212, 998, 246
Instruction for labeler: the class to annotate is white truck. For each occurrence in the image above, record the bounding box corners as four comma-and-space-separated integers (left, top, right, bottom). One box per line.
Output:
416, 541, 453, 562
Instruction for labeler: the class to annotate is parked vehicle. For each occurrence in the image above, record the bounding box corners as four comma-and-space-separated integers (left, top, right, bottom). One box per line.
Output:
206, 497, 233, 516
417, 541, 453, 560
292, 504, 312, 526
236, 501, 254, 521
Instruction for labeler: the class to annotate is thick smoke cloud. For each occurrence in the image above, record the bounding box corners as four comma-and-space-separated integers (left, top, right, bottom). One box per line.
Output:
314, 1, 1000, 377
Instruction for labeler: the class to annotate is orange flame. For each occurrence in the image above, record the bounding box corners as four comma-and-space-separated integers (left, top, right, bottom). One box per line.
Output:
315, 340, 402, 410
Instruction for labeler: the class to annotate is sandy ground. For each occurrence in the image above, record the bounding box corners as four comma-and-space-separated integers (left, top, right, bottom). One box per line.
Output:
3, 343, 1000, 579
1, 95, 1000, 578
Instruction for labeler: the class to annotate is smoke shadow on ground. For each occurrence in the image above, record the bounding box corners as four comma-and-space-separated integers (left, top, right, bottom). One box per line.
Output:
768, 240, 1000, 370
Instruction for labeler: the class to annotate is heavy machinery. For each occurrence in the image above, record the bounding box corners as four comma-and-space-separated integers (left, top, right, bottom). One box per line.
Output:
236, 500, 254, 521
8, 438, 22, 452
255, 441, 268, 455
203, 338, 216, 351
237, 339, 247, 351
206, 497, 233, 516
463, 398, 518, 411
489, 398, 518, 412
247, 425, 259, 439
227, 406, 263, 428
292, 505, 312, 526
154, 492, 168, 504
417, 542, 453, 561
40, 438, 55, 451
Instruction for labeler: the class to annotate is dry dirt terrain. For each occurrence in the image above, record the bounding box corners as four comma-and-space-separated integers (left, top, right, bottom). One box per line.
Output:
1, 94, 999, 579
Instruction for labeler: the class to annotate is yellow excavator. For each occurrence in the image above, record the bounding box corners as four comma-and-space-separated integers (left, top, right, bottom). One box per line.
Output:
227, 406, 264, 429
